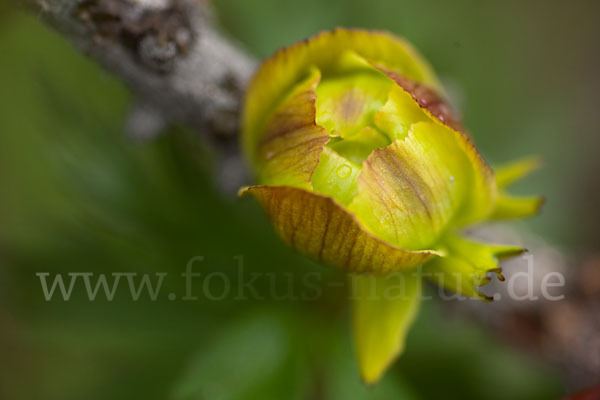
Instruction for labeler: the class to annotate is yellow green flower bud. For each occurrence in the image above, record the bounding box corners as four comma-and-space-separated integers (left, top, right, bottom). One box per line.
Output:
239, 29, 542, 383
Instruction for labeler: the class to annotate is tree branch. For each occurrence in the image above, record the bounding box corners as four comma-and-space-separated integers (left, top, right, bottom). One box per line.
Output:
23, 0, 257, 190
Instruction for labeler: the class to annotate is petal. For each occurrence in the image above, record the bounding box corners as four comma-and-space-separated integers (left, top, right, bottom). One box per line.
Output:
243, 29, 441, 166
348, 121, 471, 250
369, 67, 497, 225
424, 234, 524, 301
311, 147, 362, 206
315, 51, 393, 139
373, 85, 430, 141
328, 126, 391, 165
256, 66, 329, 188
351, 273, 421, 383
373, 65, 464, 133
240, 185, 440, 274
449, 131, 497, 226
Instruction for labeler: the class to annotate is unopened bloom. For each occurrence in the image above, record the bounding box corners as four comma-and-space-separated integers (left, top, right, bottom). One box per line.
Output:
240, 29, 542, 383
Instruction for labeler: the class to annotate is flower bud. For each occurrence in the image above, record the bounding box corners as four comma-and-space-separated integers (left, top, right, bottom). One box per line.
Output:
240, 29, 542, 383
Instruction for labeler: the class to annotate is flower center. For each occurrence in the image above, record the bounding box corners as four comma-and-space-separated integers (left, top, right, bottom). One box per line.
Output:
315, 71, 392, 164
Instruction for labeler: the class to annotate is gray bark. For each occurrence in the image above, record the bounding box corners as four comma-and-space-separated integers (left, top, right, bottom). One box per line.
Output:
21, 0, 257, 191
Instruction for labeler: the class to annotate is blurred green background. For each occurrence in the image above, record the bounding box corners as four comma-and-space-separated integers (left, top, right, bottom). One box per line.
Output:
1, 0, 598, 399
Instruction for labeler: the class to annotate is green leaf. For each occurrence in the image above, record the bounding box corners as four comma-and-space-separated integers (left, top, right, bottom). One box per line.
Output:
171, 312, 304, 400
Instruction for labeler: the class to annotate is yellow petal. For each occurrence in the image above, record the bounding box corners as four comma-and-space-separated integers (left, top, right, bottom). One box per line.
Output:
351, 273, 421, 383
315, 51, 392, 139
243, 29, 441, 167
328, 126, 391, 165
240, 185, 440, 274
348, 121, 471, 250
311, 147, 362, 205
367, 66, 497, 226
373, 85, 430, 141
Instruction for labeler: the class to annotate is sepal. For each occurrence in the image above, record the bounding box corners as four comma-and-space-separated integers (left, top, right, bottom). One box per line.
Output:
424, 233, 523, 301
350, 273, 421, 383
491, 157, 544, 220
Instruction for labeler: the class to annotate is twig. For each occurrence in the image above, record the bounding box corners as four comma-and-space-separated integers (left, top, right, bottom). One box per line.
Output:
21, 0, 257, 191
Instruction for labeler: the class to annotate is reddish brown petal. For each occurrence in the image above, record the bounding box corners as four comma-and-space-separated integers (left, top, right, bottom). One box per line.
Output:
374, 65, 465, 134
255, 68, 329, 188
241, 185, 440, 274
